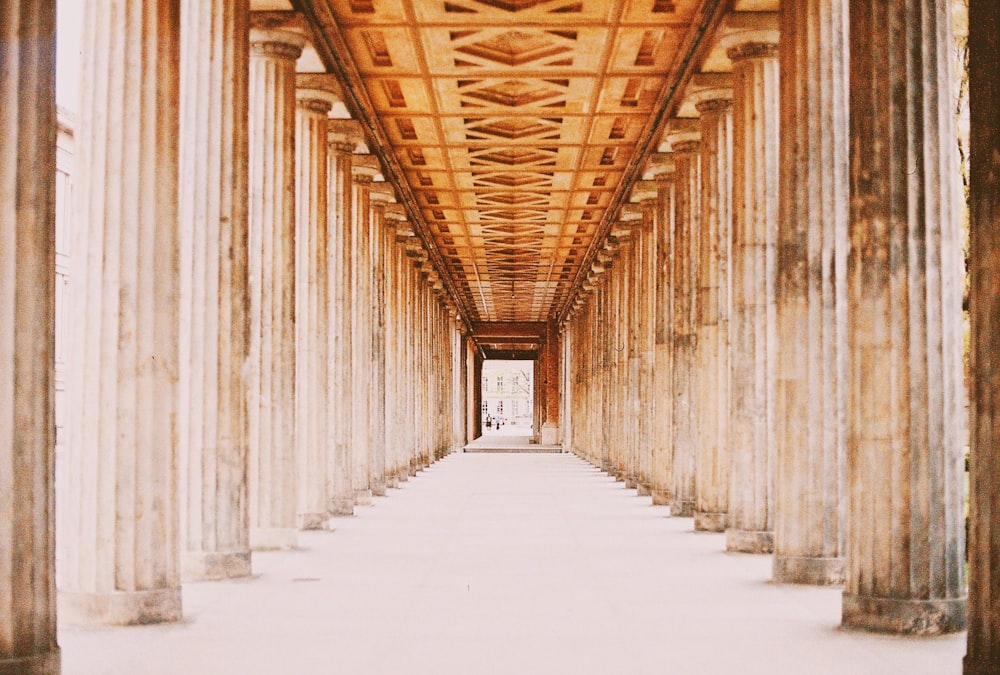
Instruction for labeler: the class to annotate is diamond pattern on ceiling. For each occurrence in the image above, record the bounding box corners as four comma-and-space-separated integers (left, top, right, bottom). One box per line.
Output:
327, 0, 698, 322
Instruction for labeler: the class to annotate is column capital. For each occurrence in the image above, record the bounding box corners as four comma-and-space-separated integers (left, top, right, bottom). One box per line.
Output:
722, 29, 780, 62
630, 179, 659, 204
384, 203, 408, 225
691, 89, 734, 115
665, 118, 701, 153
352, 153, 381, 183
249, 26, 306, 60
643, 152, 675, 179
369, 180, 397, 205
296, 74, 343, 114
328, 119, 364, 154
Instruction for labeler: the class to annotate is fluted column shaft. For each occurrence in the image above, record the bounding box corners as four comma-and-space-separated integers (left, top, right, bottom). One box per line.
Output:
651, 169, 675, 505
247, 24, 303, 550
0, 2, 59, 669
967, 0, 1000, 668
367, 189, 390, 497
326, 121, 357, 515
350, 157, 377, 503
62, 0, 182, 625
774, 1, 848, 584
294, 82, 336, 530
637, 196, 657, 495
670, 138, 701, 517
693, 96, 732, 533
726, 40, 779, 554
177, 0, 252, 582
844, 0, 966, 634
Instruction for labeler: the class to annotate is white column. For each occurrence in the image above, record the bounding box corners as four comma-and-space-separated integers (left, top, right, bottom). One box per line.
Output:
61, 0, 182, 625
692, 90, 733, 533
649, 154, 675, 506
844, 0, 966, 634
326, 119, 362, 516
0, 1, 60, 669
247, 19, 304, 550
725, 34, 780, 554
178, 0, 252, 581
773, 1, 848, 584
294, 77, 339, 530
368, 181, 395, 497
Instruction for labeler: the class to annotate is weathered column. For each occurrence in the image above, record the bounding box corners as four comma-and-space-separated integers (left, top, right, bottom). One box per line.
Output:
294, 76, 338, 530
61, 0, 182, 625
725, 34, 779, 554
649, 154, 675, 506
247, 17, 304, 550
382, 206, 407, 485
843, 0, 966, 634
368, 181, 395, 496
632, 183, 658, 496
351, 153, 379, 504
540, 326, 562, 446
668, 122, 701, 517
967, 0, 1000, 668
177, 0, 252, 582
773, 1, 848, 584
0, 1, 60, 669
692, 89, 732, 533
326, 119, 361, 516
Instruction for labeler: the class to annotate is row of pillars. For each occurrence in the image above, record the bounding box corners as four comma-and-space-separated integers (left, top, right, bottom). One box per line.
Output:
565, 1, 999, 670
1, 2, 464, 672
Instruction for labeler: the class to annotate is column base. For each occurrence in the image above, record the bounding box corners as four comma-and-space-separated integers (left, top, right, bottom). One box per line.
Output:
773, 554, 844, 586
624, 477, 639, 490
636, 482, 652, 497
694, 511, 727, 532
328, 498, 354, 516
250, 527, 298, 550
0, 648, 60, 675
386, 474, 400, 489
59, 587, 182, 626
651, 489, 672, 506
182, 550, 252, 581
397, 470, 409, 482
540, 422, 559, 445
842, 593, 966, 635
296, 511, 330, 531
726, 528, 774, 553
965, 650, 1000, 674
671, 499, 695, 517
354, 489, 373, 506
371, 480, 387, 497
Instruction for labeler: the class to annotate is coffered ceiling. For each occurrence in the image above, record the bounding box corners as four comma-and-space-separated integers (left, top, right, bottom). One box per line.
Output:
295, 0, 729, 328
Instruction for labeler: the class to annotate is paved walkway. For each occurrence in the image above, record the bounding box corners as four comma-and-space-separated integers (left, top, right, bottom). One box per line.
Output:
59, 452, 966, 674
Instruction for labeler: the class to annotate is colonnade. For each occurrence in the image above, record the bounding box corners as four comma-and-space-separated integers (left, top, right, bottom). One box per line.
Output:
566, 0, 974, 644
0, 2, 464, 667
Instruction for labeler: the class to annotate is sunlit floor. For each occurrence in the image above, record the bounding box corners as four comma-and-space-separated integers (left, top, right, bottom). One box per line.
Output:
59, 452, 966, 674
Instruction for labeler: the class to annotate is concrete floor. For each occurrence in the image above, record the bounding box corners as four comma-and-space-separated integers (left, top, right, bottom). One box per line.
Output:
59, 452, 966, 674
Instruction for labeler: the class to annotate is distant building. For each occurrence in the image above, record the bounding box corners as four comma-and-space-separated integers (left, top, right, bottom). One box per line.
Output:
481, 360, 533, 429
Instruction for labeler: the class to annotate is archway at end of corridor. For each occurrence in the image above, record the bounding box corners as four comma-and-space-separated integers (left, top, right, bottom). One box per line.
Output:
479, 359, 534, 439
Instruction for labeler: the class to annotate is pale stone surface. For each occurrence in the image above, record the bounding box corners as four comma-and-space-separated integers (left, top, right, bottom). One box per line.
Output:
60, 0, 182, 627
57, 454, 966, 675
247, 22, 304, 551
367, 182, 394, 497
668, 134, 701, 518
773, 0, 848, 585
725, 38, 779, 555
692, 93, 732, 533
326, 120, 361, 517
844, 0, 966, 635
177, 0, 253, 582
294, 79, 339, 530
0, 1, 60, 669
966, 1, 1000, 668
651, 163, 675, 506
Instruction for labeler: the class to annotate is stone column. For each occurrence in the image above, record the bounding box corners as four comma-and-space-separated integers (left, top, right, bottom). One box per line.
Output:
177, 0, 252, 582
668, 124, 701, 518
725, 34, 779, 554
650, 155, 675, 506
61, 0, 182, 625
632, 184, 658, 495
294, 76, 339, 530
351, 154, 379, 504
247, 18, 304, 550
0, 1, 59, 669
540, 329, 561, 445
773, 1, 848, 584
382, 206, 407, 485
843, 0, 966, 634
368, 181, 395, 496
326, 119, 361, 516
692, 90, 732, 533
967, 0, 1000, 668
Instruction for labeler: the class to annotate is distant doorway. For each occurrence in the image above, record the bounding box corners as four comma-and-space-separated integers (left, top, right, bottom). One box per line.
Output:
480, 359, 534, 436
